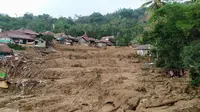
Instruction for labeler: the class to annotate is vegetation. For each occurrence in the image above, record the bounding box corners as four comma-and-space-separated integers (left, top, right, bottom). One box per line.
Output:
0, 8, 146, 46
182, 41, 200, 86
1, 0, 200, 86
39, 35, 55, 47
7, 43, 26, 50
141, 0, 167, 10
144, 2, 200, 86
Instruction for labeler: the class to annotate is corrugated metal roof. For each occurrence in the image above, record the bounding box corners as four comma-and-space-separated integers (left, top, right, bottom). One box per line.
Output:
82, 35, 96, 41
136, 44, 151, 50
0, 43, 12, 53
17, 29, 38, 35
0, 31, 34, 40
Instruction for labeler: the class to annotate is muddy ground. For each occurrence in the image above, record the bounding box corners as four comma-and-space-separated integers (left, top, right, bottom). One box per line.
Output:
0, 45, 200, 112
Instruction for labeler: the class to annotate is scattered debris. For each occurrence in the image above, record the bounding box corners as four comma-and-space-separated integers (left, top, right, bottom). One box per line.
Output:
0, 46, 199, 112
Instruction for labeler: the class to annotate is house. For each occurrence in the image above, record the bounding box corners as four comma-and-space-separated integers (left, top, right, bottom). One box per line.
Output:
17, 28, 38, 38
95, 40, 113, 48
136, 44, 152, 56
34, 38, 46, 48
54, 33, 66, 39
78, 35, 96, 46
101, 36, 115, 41
63, 35, 78, 45
0, 43, 13, 58
95, 40, 107, 48
54, 33, 66, 44
0, 31, 34, 46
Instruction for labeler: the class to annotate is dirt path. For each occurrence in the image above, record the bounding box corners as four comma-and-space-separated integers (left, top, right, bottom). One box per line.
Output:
0, 46, 200, 112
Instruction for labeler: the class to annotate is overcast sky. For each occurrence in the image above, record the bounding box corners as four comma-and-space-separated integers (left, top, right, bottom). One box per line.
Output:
0, 0, 144, 18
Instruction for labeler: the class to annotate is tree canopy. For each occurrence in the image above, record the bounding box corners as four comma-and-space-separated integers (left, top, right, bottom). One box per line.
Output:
0, 8, 146, 46
143, 3, 200, 85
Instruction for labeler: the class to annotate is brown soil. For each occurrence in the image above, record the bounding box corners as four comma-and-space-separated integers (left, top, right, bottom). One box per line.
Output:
0, 44, 200, 112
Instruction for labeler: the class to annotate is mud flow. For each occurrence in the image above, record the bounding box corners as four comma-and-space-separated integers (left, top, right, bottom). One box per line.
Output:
0, 45, 200, 112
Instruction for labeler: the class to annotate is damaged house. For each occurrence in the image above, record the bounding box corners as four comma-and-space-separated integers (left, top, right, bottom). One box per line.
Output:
0, 30, 35, 46
95, 40, 113, 48
77, 35, 96, 46
0, 43, 13, 58
136, 44, 152, 56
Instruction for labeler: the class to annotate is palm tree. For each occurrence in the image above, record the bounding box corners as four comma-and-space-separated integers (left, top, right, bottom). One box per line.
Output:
141, 0, 168, 10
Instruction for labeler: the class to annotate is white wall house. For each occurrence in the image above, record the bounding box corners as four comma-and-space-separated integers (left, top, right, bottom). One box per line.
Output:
136, 44, 151, 56
34, 38, 46, 48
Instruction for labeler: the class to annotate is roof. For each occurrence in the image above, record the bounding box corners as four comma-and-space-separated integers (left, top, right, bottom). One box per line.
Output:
96, 40, 110, 43
0, 31, 34, 40
17, 29, 38, 35
136, 44, 151, 50
82, 35, 96, 41
0, 43, 12, 53
40, 31, 55, 36
101, 36, 115, 40
64, 35, 78, 42
54, 33, 65, 37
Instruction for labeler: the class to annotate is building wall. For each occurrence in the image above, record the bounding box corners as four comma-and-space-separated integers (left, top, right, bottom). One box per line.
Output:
96, 42, 107, 48
0, 37, 14, 43
78, 38, 88, 45
35, 40, 46, 48
137, 50, 149, 56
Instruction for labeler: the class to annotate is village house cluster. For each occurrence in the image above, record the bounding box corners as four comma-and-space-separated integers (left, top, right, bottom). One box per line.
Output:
0, 27, 115, 57
0, 27, 152, 59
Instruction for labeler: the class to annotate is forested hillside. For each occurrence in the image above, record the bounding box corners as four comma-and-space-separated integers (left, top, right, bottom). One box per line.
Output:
0, 8, 146, 45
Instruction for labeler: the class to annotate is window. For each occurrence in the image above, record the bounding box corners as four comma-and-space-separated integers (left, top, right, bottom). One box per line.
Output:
41, 41, 44, 43
35, 41, 39, 45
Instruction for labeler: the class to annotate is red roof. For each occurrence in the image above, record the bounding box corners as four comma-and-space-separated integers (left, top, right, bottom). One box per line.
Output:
0, 43, 12, 53
0, 31, 34, 40
0, 32, 7, 38
17, 29, 38, 35
82, 35, 96, 41
40, 31, 55, 36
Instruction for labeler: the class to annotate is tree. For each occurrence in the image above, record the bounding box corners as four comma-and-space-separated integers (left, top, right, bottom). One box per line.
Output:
144, 3, 200, 84
182, 41, 200, 86
141, 0, 167, 10
0, 8, 146, 46
88, 12, 106, 23
144, 4, 188, 74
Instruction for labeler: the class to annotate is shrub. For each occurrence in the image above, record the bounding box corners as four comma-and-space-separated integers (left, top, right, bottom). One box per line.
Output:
7, 43, 26, 50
